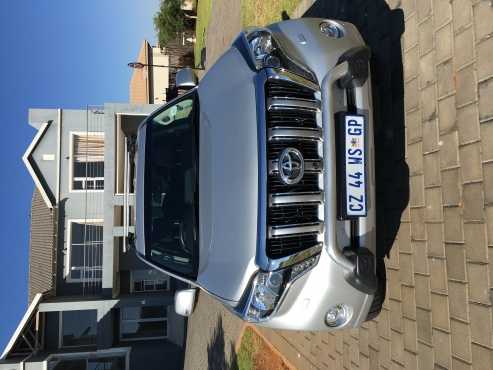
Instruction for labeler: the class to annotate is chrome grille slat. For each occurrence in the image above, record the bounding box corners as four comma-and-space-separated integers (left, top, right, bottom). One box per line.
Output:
269, 192, 323, 206
268, 127, 322, 141
268, 97, 321, 112
269, 159, 323, 175
268, 222, 324, 238
266, 68, 320, 92
265, 78, 324, 259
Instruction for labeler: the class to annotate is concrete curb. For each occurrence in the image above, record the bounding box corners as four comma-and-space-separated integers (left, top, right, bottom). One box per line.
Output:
235, 324, 298, 370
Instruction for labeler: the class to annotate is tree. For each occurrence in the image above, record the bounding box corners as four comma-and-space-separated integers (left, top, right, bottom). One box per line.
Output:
154, 0, 185, 46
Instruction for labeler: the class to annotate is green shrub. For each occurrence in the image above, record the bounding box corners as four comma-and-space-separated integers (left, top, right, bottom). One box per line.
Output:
154, 0, 185, 46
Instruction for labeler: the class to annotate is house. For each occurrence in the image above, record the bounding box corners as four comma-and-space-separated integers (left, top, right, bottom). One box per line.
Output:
129, 40, 171, 104
129, 37, 194, 105
0, 104, 187, 370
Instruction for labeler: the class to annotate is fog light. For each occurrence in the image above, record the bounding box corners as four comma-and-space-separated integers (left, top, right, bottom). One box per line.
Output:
325, 304, 352, 327
320, 21, 344, 38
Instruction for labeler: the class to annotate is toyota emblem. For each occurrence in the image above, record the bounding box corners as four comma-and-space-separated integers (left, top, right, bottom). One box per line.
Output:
278, 148, 305, 185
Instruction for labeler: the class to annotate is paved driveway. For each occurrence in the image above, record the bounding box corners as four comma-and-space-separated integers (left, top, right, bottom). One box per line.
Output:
204, 0, 242, 68
185, 0, 493, 368
183, 292, 243, 370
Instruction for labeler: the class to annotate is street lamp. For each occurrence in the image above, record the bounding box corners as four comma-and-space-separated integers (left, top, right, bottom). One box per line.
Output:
127, 62, 204, 71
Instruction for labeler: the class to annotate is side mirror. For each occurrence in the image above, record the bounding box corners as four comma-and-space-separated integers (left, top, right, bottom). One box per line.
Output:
176, 68, 198, 89
174, 288, 197, 317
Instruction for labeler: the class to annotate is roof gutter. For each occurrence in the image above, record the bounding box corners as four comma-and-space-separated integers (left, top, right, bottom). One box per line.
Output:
1, 293, 43, 360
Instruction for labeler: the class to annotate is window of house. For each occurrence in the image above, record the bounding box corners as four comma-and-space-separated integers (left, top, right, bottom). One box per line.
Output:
48, 350, 128, 370
68, 221, 103, 282
120, 306, 167, 341
130, 269, 170, 293
72, 133, 104, 191
59, 310, 97, 348
133, 279, 168, 292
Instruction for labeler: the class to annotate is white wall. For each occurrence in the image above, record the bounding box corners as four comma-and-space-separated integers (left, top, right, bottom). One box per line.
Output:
151, 48, 170, 103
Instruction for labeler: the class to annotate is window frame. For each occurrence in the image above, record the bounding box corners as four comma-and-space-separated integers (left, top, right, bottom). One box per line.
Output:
58, 310, 98, 349
69, 131, 105, 193
143, 91, 200, 280
119, 306, 168, 342
44, 347, 130, 370
129, 270, 170, 293
65, 219, 104, 283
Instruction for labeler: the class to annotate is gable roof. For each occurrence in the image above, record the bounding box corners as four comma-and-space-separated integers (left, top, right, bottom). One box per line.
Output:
129, 40, 152, 104
22, 121, 55, 209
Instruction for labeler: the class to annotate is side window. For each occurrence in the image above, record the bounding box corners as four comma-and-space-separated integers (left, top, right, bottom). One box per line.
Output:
67, 221, 103, 282
71, 133, 104, 191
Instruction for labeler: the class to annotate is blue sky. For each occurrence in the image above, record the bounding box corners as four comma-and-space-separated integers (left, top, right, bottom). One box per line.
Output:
0, 0, 160, 351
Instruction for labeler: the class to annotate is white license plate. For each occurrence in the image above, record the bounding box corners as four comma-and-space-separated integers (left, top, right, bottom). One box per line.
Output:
344, 115, 367, 217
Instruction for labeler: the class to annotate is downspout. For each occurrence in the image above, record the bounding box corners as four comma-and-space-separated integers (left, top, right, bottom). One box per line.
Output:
56, 108, 62, 204
53, 109, 62, 296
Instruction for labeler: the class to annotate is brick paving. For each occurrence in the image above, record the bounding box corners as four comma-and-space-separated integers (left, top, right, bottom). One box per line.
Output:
187, 0, 493, 369
260, 1, 493, 369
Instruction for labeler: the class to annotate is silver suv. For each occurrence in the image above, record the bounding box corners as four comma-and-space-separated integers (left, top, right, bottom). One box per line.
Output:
134, 18, 385, 331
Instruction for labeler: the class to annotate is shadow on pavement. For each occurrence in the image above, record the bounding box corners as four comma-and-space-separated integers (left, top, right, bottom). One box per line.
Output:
207, 316, 239, 370
303, 0, 409, 258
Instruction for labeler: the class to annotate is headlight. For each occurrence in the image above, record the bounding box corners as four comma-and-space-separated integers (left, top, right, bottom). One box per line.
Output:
242, 254, 320, 322
247, 31, 280, 69
244, 29, 316, 82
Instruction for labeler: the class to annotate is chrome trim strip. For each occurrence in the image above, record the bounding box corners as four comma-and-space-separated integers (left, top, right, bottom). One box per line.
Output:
254, 70, 270, 274
265, 68, 320, 92
269, 192, 323, 206
269, 159, 323, 175
268, 222, 324, 238
268, 97, 321, 112
266, 243, 323, 271
268, 127, 322, 141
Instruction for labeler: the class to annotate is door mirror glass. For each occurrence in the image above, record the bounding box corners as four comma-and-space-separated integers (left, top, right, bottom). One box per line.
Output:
174, 288, 196, 317
176, 68, 197, 89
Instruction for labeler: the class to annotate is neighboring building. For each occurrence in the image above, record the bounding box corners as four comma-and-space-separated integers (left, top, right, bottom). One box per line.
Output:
0, 104, 187, 370
129, 37, 194, 105
129, 40, 170, 104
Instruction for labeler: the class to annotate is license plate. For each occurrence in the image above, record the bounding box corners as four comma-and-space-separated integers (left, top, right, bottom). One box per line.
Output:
339, 114, 367, 218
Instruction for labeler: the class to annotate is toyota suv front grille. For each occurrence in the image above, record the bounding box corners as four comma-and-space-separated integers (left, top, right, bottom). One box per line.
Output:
265, 74, 324, 259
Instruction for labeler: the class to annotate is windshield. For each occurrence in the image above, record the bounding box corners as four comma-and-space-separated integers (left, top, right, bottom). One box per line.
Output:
144, 93, 199, 279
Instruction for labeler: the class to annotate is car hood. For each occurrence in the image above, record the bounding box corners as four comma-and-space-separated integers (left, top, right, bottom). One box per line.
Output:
196, 46, 259, 302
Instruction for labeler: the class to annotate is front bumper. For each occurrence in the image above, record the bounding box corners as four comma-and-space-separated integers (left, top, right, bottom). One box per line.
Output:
260, 68, 376, 331
258, 19, 377, 331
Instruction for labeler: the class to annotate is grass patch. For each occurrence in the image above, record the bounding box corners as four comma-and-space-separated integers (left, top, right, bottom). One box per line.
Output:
236, 327, 292, 370
237, 327, 257, 370
194, 0, 212, 67
241, 0, 302, 27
